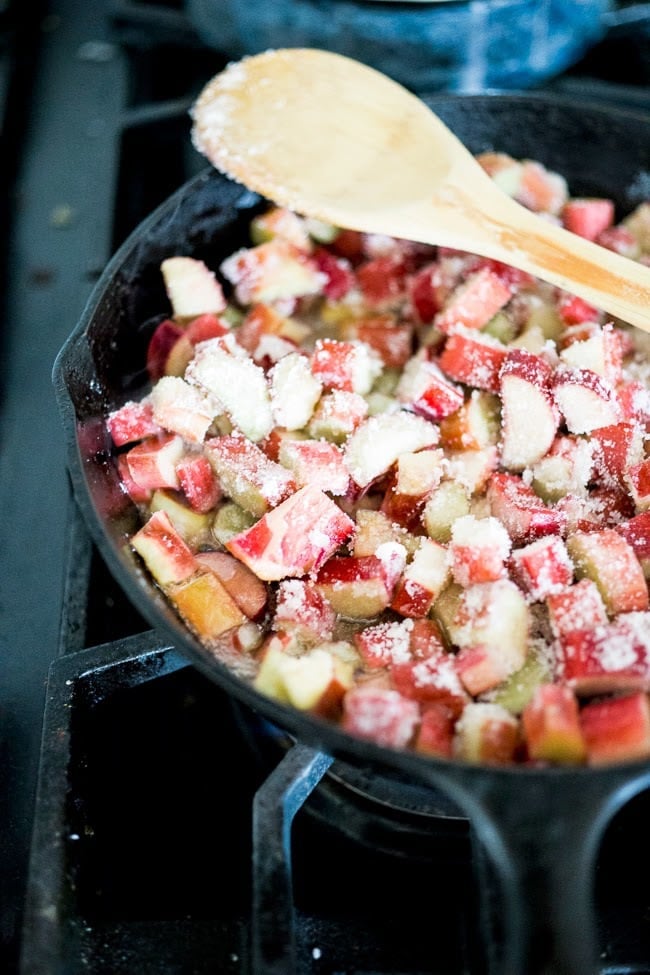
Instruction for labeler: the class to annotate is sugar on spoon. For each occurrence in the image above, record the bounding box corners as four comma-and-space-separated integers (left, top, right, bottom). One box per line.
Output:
191, 47, 650, 333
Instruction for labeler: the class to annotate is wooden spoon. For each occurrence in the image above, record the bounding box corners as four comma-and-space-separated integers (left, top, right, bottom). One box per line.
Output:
192, 47, 650, 332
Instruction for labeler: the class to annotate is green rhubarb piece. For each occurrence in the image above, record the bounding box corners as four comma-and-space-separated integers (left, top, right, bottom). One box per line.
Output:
481, 310, 517, 344
211, 502, 256, 546
490, 650, 552, 715
422, 481, 471, 543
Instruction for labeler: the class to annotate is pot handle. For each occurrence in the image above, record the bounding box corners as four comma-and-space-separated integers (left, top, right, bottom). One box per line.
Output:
412, 763, 650, 975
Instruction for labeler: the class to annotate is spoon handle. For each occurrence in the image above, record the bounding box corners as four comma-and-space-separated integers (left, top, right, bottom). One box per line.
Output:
414, 180, 650, 333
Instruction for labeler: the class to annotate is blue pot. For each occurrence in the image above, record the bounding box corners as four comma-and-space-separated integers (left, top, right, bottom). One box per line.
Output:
186, 0, 613, 92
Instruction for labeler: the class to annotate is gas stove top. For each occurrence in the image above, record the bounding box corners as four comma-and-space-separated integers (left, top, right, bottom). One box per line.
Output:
2, 2, 650, 973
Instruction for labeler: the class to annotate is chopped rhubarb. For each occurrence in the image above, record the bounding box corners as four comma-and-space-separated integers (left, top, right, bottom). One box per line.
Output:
580, 691, 650, 765
206, 434, 296, 518
437, 326, 508, 393
522, 684, 586, 764
111, 155, 650, 767
226, 485, 355, 581
342, 686, 419, 750
107, 400, 163, 447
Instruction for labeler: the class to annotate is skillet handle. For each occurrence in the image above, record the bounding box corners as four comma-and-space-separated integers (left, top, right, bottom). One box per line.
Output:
414, 765, 650, 975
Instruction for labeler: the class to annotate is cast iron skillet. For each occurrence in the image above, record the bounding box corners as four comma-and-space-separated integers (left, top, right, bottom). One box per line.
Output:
53, 93, 650, 975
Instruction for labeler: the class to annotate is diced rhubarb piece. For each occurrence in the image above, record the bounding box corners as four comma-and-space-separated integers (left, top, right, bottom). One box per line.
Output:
253, 633, 299, 703
491, 650, 553, 715
559, 322, 623, 386
422, 480, 471, 543
380, 448, 445, 526
107, 400, 163, 447
176, 454, 221, 513
211, 500, 256, 546
167, 569, 246, 643
552, 365, 620, 434
272, 578, 336, 644
391, 647, 468, 715
195, 550, 268, 620
125, 433, 185, 491
343, 411, 439, 488
354, 617, 418, 670
453, 702, 519, 765
546, 578, 608, 640
561, 198, 615, 241
499, 349, 559, 471
517, 159, 568, 214
278, 438, 349, 496
184, 312, 230, 344
307, 389, 368, 444
149, 376, 216, 443
391, 538, 451, 617
618, 379, 650, 428
342, 686, 420, 749
456, 641, 520, 697
486, 472, 566, 545
616, 512, 650, 578
596, 224, 641, 259
250, 206, 312, 250
149, 489, 212, 548
269, 352, 323, 431
477, 151, 523, 196
414, 703, 455, 758
312, 246, 355, 299
451, 579, 530, 662
345, 315, 414, 369
356, 254, 409, 307
557, 613, 650, 694
353, 508, 417, 559
146, 319, 186, 381
131, 509, 197, 586
314, 544, 406, 618
330, 228, 364, 260
521, 684, 586, 764
510, 535, 574, 601
408, 262, 445, 324
590, 421, 644, 487
310, 338, 382, 395
185, 333, 273, 443
116, 453, 152, 504
206, 434, 296, 518
220, 238, 324, 305
226, 484, 355, 581
566, 528, 649, 615
279, 646, 355, 717
236, 303, 309, 357
449, 515, 511, 587
434, 266, 512, 334
437, 326, 508, 393
161, 256, 226, 319
439, 391, 500, 451
396, 353, 464, 421
556, 293, 602, 327
531, 435, 594, 503
580, 691, 650, 765
447, 446, 504, 496
624, 458, 650, 512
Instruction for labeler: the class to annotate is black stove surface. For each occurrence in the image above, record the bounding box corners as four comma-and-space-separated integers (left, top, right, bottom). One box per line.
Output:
2, 2, 650, 974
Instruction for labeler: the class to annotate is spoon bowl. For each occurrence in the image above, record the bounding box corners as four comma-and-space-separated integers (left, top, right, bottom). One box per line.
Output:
192, 47, 650, 332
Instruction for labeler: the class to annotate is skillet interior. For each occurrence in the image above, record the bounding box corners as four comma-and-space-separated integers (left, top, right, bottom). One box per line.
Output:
54, 92, 650, 784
